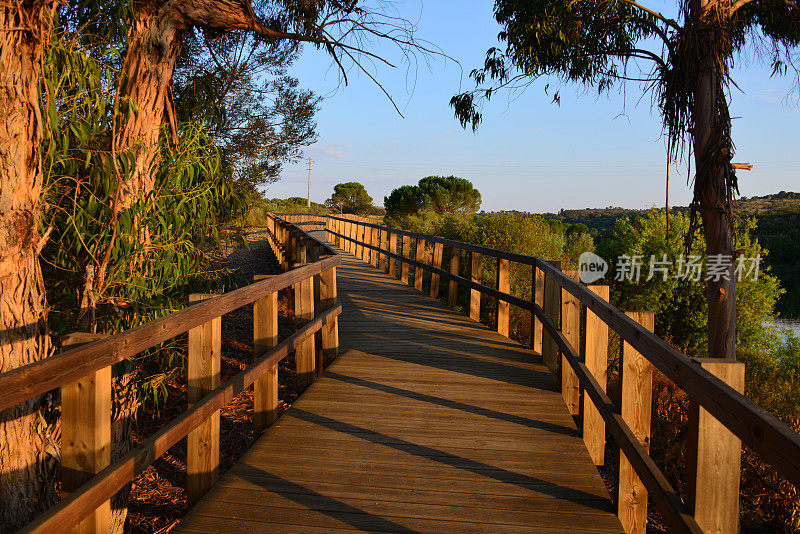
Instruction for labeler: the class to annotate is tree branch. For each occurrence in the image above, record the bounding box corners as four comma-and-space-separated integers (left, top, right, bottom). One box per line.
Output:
618, 0, 681, 30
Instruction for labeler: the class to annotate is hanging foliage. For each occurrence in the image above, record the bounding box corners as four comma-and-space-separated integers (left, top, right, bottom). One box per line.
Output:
41, 26, 245, 337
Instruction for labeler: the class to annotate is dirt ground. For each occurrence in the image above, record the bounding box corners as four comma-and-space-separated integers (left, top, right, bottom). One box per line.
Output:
126, 229, 301, 533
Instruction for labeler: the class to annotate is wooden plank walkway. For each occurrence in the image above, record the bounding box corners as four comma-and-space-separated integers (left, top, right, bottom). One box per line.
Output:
175, 236, 623, 533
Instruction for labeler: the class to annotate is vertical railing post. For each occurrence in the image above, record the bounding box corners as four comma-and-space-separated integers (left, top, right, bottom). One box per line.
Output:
448, 247, 460, 309
371, 227, 380, 267
469, 251, 482, 321
618, 310, 655, 534
379, 229, 389, 273
310, 246, 323, 375
401, 235, 411, 284
686, 359, 745, 534
289, 230, 298, 265
253, 275, 279, 434
61, 334, 111, 534
531, 264, 545, 354
353, 221, 359, 257
294, 269, 316, 390
362, 224, 371, 263
430, 242, 444, 298
298, 236, 308, 264
187, 293, 221, 506
541, 262, 562, 376
496, 258, 510, 336
366, 226, 373, 266
319, 265, 339, 367
584, 285, 609, 466
357, 223, 366, 261
388, 231, 397, 278
561, 270, 581, 415
364, 226, 378, 265
414, 238, 426, 291
281, 224, 289, 272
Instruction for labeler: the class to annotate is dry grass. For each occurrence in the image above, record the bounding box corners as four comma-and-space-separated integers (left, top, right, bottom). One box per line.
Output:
125, 232, 301, 533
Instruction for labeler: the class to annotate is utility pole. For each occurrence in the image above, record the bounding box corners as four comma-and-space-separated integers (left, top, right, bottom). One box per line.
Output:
307, 157, 312, 208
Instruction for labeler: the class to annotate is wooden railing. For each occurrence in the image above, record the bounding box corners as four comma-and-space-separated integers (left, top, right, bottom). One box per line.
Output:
0, 215, 340, 533
283, 212, 800, 534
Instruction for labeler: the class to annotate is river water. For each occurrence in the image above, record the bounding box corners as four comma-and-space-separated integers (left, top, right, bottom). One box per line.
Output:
766, 318, 800, 340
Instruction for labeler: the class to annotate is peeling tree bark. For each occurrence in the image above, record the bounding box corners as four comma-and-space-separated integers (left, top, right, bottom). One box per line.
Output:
0, 1, 58, 528
691, 0, 736, 360
112, 6, 185, 211
112, 0, 279, 209
105, 2, 292, 530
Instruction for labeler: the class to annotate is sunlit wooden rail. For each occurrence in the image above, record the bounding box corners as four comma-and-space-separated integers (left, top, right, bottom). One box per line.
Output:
0, 217, 340, 533
277, 212, 800, 534
176, 222, 624, 533
4, 209, 800, 533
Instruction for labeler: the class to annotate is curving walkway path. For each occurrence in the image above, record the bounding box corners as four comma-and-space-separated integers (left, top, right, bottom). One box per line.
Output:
175, 235, 623, 533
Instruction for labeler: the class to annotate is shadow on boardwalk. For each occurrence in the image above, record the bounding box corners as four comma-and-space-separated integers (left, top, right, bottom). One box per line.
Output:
175, 237, 623, 533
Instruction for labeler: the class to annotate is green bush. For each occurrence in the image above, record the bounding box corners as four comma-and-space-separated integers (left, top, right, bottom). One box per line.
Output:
596, 209, 783, 357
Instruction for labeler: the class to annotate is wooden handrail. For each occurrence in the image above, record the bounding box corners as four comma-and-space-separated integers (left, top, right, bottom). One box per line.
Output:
21, 304, 341, 534
319, 213, 540, 266
536, 259, 800, 490
0, 256, 339, 414
321, 213, 800, 532
2, 215, 341, 533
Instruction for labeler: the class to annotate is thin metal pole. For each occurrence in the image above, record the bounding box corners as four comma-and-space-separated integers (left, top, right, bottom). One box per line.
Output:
307, 157, 312, 208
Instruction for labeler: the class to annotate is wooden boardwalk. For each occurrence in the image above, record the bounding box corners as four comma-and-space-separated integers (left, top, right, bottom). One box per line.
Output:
175, 237, 623, 533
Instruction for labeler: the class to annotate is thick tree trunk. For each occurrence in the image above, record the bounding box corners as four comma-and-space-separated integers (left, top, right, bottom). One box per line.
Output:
692, 0, 736, 360
112, 8, 184, 210
104, 15, 183, 529
112, 0, 268, 209
700, 204, 736, 358
106, 4, 267, 529
0, 2, 58, 529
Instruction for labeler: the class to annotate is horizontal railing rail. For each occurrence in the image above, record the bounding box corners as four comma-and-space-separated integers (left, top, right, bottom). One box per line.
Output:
311, 212, 800, 534
4, 215, 341, 533
22, 305, 340, 534
0, 258, 337, 414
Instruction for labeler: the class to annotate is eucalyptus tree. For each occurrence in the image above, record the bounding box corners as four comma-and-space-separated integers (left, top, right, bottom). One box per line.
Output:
174, 31, 319, 195
0, 2, 60, 528
112, 0, 431, 210
452, 0, 800, 359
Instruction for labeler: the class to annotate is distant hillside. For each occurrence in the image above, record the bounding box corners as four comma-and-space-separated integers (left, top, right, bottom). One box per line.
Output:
736, 191, 800, 215
552, 191, 800, 232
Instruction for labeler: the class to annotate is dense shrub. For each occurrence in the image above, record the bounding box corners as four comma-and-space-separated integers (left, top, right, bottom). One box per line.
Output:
596, 210, 783, 357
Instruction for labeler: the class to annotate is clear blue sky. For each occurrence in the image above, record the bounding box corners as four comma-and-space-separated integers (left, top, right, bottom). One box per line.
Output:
268, 1, 800, 213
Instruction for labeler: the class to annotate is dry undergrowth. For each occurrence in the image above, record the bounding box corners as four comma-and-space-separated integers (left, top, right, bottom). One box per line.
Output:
125, 231, 302, 533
